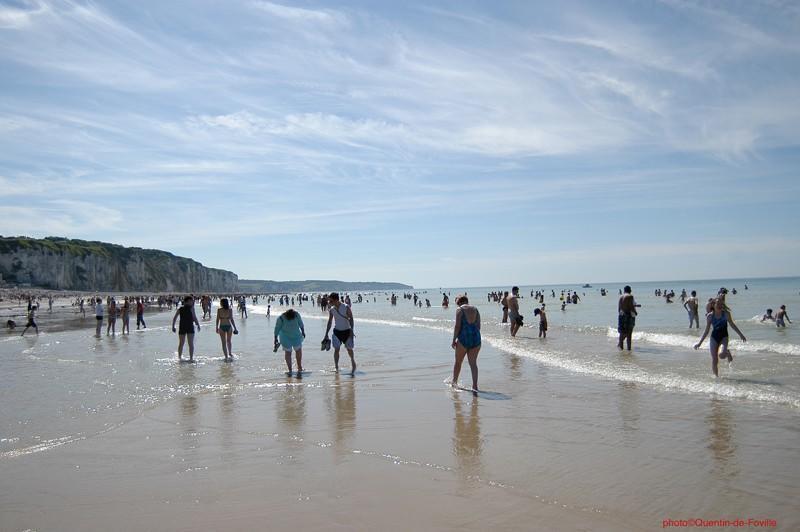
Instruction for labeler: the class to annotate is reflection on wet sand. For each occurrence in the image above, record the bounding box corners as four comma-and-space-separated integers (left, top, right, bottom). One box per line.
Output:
177, 364, 199, 455
452, 396, 483, 488
706, 398, 738, 478
327, 374, 356, 462
509, 354, 523, 381
617, 382, 640, 446
218, 363, 237, 460
278, 376, 306, 435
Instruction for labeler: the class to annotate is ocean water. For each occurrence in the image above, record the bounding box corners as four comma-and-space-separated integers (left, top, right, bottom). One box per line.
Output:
1, 277, 798, 529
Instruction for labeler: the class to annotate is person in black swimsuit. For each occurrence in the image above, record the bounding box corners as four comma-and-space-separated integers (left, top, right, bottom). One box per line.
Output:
172, 296, 200, 362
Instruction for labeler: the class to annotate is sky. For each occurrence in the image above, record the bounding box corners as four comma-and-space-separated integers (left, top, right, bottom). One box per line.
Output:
1, 0, 799, 288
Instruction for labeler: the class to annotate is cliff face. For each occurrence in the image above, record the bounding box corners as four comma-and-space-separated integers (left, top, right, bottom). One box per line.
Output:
0, 237, 238, 292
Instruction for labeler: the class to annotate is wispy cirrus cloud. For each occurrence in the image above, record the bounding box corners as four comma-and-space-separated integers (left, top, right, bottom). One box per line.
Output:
250, 1, 348, 26
1, 0, 798, 283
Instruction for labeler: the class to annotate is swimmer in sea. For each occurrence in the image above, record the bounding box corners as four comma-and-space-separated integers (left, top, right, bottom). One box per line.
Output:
761, 309, 775, 322
508, 286, 522, 337
534, 307, 547, 338
617, 285, 639, 350
694, 297, 746, 377
775, 305, 791, 328
683, 290, 700, 329
215, 298, 238, 361
451, 295, 481, 393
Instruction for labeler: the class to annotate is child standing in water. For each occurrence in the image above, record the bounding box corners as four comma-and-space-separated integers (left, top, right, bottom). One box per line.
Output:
694, 298, 746, 377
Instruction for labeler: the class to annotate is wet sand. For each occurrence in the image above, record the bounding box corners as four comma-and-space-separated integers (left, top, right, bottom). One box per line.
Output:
1, 304, 798, 531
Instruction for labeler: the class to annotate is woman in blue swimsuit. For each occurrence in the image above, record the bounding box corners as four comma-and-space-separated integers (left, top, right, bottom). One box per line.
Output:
694, 297, 746, 377
451, 295, 481, 393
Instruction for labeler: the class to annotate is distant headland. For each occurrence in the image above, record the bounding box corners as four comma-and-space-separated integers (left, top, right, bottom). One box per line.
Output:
238, 279, 413, 293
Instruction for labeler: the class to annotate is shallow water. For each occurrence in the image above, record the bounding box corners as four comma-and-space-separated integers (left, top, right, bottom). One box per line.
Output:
0, 277, 798, 530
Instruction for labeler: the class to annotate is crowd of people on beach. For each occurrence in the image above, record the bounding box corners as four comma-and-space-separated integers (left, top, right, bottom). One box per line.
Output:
4, 281, 794, 388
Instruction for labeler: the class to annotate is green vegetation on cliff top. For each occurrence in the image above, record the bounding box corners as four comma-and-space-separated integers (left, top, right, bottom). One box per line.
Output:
0, 235, 232, 274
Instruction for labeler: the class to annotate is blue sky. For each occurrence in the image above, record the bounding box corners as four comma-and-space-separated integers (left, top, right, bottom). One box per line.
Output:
1, 0, 799, 288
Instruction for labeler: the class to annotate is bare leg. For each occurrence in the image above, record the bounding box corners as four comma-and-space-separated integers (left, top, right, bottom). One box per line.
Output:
187, 333, 195, 361
295, 348, 303, 373
284, 351, 292, 373
226, 331, 233, 359
710, 338, 720, 377
625, 331, 632, 351
178, 334, 186, 360
452, 344, 467, 385
219, 331, 228, 359
333, 347, 340, 372
720, 336, 732, 362
347, 348, 356, 374
466, 347, 480, 392
96, 319, 102, 337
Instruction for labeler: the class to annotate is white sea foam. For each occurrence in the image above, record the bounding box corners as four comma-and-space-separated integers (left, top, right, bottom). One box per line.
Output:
605, 328, 800, 356
487, 337, 800, 408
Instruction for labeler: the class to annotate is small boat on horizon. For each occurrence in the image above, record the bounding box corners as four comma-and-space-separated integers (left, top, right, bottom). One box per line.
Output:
582, 283, 592, 288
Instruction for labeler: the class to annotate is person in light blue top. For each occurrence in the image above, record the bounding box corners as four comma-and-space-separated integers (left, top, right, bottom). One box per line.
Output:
274, 309, 305, 375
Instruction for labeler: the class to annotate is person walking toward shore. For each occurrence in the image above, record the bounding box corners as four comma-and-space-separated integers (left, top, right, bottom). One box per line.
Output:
274, 308, 305, 375
136, 297, 146, 329
508, 286, 522, 337
106, 298, 117, 336
683, 290, 700, 329
94, 297, 103, 337
694, 297, 746, 377
215, 298, 238, 362
172, 296, 200, 362
534, 307, 547, 338
451, 295, 481, 393
121, 297, 130, 334
323, 292, 356, 374
617, 285, 639, 350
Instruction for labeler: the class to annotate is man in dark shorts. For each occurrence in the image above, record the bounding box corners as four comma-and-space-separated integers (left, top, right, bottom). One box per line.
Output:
323, 292, 356, 374
94, 297, 103, 337
172, 296, 200, 362
617, 285, 639, 350
21, 306, 38, 336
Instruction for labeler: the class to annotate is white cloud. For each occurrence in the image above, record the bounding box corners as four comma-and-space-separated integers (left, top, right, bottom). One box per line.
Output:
0, 1, 48, 29
251, 1, 347, 26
